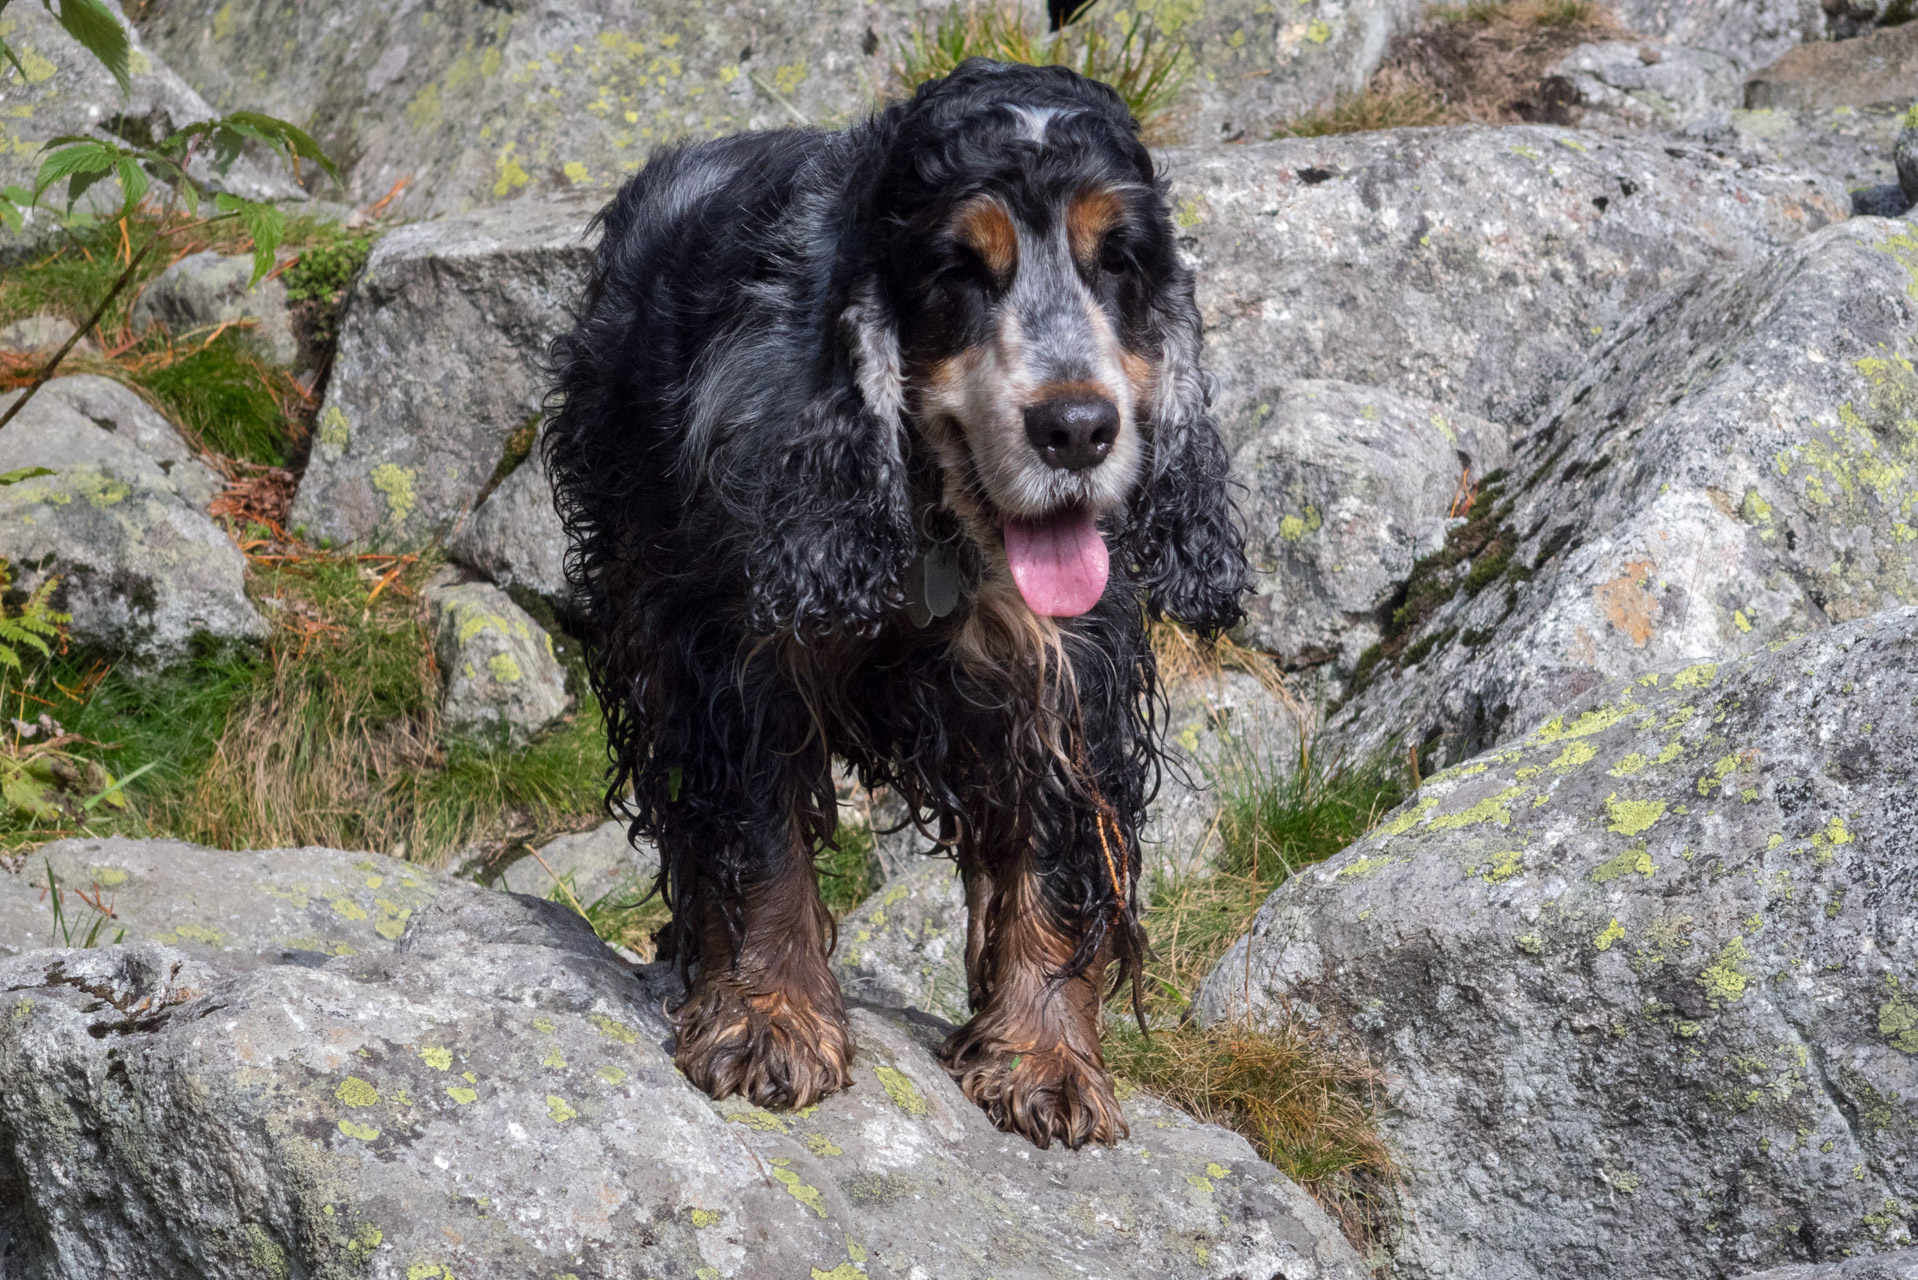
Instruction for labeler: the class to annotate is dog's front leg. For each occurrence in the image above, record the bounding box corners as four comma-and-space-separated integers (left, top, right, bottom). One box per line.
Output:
940, 842, 1127, 1149
670, 823, 855, 1110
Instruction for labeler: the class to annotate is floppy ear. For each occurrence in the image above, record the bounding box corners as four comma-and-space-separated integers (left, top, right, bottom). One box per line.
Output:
1127, 279, 1249, 637
745, 286, 915, 640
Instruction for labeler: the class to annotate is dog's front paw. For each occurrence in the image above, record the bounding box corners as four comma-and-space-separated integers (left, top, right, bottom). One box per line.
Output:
672, 969, 854, 1110
940, 1025, 1128, 1149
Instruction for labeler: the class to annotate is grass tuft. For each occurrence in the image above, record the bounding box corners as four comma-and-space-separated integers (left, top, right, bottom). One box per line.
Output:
897, 0, 1191, 137
129, 332, 303, 465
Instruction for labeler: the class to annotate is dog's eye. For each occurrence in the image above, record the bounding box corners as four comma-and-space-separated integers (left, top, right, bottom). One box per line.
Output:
942, 245, 998, 291
1097, 234, 1130, 276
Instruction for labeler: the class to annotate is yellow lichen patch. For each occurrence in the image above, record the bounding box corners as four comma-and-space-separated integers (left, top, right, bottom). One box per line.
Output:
727, 1107, 788, 1133
588, 1013, 637, 1043
1655, 739, 1686, 765
369, 464, 418, 526
1378, 797, 1437, 836
689, 1208, 721, 1228
337, 1119, 380, 1141
1480, 849, 1524, 883
170, 923, 228, 946
1533, 701, 1639, 744
1825, 817, 1853, 846
545, 1094, 577, 1123
1551, 741, 1598, 772
419, 1046, 452, 1071
1608, 752, 1648, 777
1429, 786, 1528, 831
1700, 936, 1753, 1004
541, 1045, 567, 1070
405, 1265, 454, 1280
1670, 662, 1718, 690
1605, 794, 1667, 836
771, 1166, 828, 1217
445, 1085, 478, 1105
1591, 848, 1655, 884
596, 1064, 627, 1085
487, 652, 523, 683
875, 1064, 928, 1116
1697, 752, 1744, 797
335, 1076, 379, 1108
330, 897, 369, 922
1337, 854, 1400, 879
811, 1266, 862, 1280
1593, 919, 1625, 951
802, 1131, 843, 1157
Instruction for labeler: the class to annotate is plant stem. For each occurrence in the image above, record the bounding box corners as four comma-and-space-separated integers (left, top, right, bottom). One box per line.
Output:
0, 238, 154, 433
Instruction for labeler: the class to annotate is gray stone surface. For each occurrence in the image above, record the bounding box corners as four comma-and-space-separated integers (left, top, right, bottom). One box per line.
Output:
289, 198, 597, 548
133, 0, 928, 219
0, 836, 446, 964
1728, 104, 1904, 198
832, 856, 970, 1025
0, 0, 300, 258
21, 373, 221, 507
1234, 379, 1511, 670
0, 878, 1370, 1280
1603, 0, 1825, 72
1198, 610, 1918, 1280
1736, 1252, 1918, 1280
0, 380, 263, 661
1552, 40, 1742, 133
1899, 108, 1918, 204
1326, 215, 1918, 769
1742, 21, 1918, 112
131, 249, 299, 367
0, 314, 78, 354
499, 819, 657, 909
1168, 125, 1848, 440
425, 580, 572, 748
447, 433, 573, 612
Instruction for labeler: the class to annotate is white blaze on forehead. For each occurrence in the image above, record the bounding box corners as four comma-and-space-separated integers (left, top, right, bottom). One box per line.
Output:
1007, 104, 1077, 143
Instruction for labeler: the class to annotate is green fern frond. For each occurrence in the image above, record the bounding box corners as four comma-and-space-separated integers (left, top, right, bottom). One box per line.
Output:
0, 561, 71, 674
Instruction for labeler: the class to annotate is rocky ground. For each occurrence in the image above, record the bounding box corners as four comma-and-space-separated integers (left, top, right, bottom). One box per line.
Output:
2, 0, 1917, 1275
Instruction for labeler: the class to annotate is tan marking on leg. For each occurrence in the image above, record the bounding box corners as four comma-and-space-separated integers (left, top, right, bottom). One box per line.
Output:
672, 831, 854, 1110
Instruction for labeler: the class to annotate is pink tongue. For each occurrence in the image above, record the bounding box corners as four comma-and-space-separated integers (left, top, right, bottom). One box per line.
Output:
1003, 507, 1110, 617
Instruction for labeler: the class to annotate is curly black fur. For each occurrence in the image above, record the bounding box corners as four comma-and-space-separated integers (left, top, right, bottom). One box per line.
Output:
545, 59, 1248, 1001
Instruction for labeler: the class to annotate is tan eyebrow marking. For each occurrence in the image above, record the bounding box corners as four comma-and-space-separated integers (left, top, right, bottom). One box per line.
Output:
953, 198, 1018, 283
1065, 187, 1126, 269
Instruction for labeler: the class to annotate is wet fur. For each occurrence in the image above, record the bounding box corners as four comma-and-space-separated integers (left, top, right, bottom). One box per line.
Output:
545, 60, 1247, 1147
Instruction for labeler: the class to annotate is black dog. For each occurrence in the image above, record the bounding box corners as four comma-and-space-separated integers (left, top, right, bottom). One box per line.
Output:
545, 58, 1246, 1149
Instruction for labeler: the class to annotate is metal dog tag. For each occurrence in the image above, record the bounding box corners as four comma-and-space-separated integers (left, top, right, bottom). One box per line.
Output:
922, 542, 961, 619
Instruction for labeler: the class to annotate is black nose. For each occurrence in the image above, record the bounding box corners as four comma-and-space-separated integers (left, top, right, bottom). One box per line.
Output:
1023, 395, 1118, 472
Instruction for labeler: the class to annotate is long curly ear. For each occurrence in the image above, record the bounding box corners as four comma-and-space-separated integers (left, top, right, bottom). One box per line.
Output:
1129, 276, 1249, 637
746, 285, 914, 639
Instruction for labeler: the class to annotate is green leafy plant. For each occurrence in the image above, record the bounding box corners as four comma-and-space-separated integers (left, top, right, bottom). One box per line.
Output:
0, 555, 66, 676
0, 1, 339, 434
897, 1, 1190, 135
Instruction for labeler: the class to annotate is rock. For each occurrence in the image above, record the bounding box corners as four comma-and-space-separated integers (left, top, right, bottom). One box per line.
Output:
1601, 0, 1825, 73
1727, 104, 1904, 198
1234, 379, 1511, 670
1198, 609, 1918, 1280
1328, 214, 1918, 768
1736, 1254, 1918, 1280
831, 857, 971, 1025
1899, 108, 1918, 203
0, 314, 78, 354
1161, 0, 1426, 144
425, 579, 571, 748
0, 878, 1369, 1279
131, 250, 300, 368
0, 836, 446, 965
498, 819, 658, 909
0, 0, 299, 259
447, 434, 573, 613
0, 380, 263, 662
1551, 40, 1742, 133
132, 0, 924, 219
1149, 667, 1309, 878
1742, 21, 1918, 111
24, 373, 221, 508
289, 199, 596, 548
1168, 125, 1848, 440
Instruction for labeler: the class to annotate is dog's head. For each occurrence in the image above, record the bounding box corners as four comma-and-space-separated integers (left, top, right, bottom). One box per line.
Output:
760, 60, 1245, 640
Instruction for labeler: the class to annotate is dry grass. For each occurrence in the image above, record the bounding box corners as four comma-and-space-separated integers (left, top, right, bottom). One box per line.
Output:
896, 0, 1191, 139
1274, 0, 1625, 137
1105, 625, 1407, 1254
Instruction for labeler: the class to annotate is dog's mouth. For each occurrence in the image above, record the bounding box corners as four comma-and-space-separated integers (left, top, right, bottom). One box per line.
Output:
1000, 504, 1109, 618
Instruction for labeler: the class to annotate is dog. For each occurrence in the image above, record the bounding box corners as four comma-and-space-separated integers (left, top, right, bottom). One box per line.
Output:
544, 58, 1247, 1149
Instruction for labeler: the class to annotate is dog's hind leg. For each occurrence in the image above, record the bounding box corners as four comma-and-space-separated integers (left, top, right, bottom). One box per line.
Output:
669, 822, 855, 1110
940, 841, 1128, 1150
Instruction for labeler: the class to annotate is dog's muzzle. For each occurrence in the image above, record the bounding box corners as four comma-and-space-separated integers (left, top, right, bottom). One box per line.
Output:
1023, 394, 1118, 472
